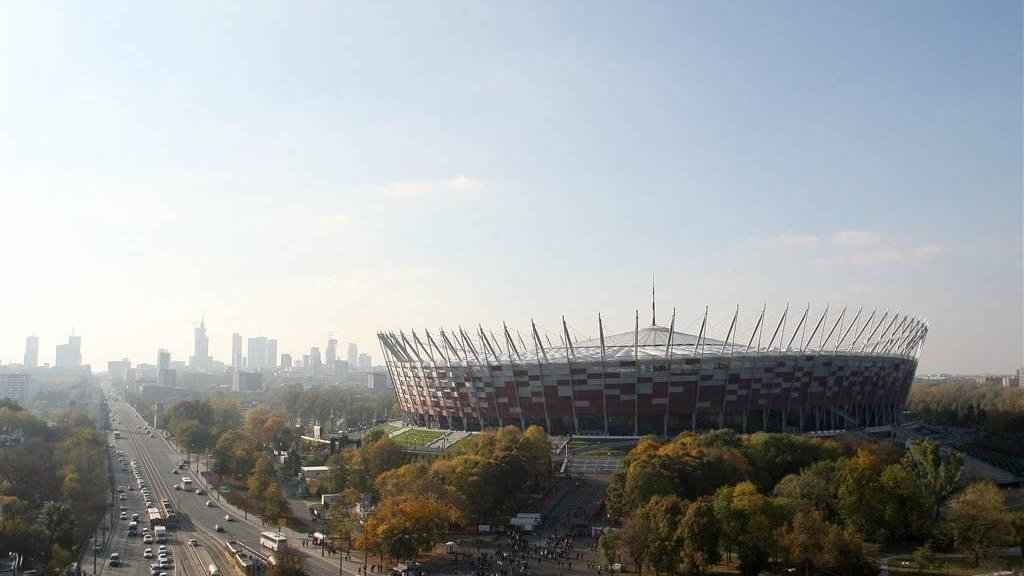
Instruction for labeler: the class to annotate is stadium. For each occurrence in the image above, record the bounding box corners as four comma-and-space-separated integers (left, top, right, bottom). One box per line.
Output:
378, 305, 928, 436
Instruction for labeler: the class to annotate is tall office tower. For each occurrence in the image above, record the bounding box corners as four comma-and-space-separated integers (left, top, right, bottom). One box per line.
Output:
108, 359, 131, 385
157, 349, 171, 369
358, 353, 371, 371
55, 333, 82, 368
23, 336, 38, 368
247, 337, 268, 369
190, 318, 211, 370
232, 333, 243, 368
267, 340, 278, 369
347, 343, 358, 369
325, 338, 338, 371
280, 354, 293, 370
309, 347, 322, 376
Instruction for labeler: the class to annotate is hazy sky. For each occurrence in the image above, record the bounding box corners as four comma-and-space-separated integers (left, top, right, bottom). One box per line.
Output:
1, 1, 1021, 374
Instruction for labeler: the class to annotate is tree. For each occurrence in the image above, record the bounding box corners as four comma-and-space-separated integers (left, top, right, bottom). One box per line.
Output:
678, 497, 720, 576
248, 455, 275, 503
322, 452, 351, 494
364, 495, 462, 561
263, 483, 288, 522
878, 463, 932, 542
327, 500, 359, 550
771, 460, 837, 519
36, 502, 76, 566
835, 448, 887, 535
778, 509, 826, 576
598, 529, 621, 567
945, 481, 1010, 565
616, 507, 654, 575
1011, 513, 1024, 560
270, 547, 308, 576
901, 439, 963, 522
715, 482, 780, 576
644, 495, 688, 575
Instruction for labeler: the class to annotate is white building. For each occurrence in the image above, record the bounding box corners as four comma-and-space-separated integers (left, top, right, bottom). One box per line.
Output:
0, 371, 37, 406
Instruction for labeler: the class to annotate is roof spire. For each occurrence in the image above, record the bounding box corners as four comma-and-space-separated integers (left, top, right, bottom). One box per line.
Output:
651, 273, 656, 326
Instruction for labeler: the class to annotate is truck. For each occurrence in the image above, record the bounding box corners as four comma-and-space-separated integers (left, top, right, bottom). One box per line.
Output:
181, 477, 193, 489
153, 525, 167, 543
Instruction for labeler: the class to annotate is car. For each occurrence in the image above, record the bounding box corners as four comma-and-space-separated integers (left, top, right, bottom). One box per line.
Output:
128, 485, 135, 491
158, 560, 170, 569
610, 564, 622, 572
150, 563, 161, 574
142, 527, 150, 534
205, 500, 214, 507
144, 549, 153, 559
188, 539, 197, 546
173, 484, 181, 490
119, 494, 126, 500
158, 545, 168, 554
214, 524, 224, 532
157, 554, 169, 562
224, 515, 233, 522
172, 469, 178, 475
120, 505, 127, 511
143, 535, 153, 544
119, 513, 127, 520
108, 553, 120, 567
195, 489, 204, 495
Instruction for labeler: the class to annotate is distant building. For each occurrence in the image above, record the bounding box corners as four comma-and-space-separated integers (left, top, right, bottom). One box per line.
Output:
0, 371, 37, 406
55, 334, 82, 369
232, 371, 264, 393
190, 318, 211, 370
367, 372, 390, 391
347, 343, 358, 370
357, 353, 371, 371
334, 360, 349, 379
23, 336, 38, 369
281, 354, 292, 370
232, 333, 243, 368
299, 466, 330, 481
309, 347, 322, 376
247, 337, 268, 369
267, 339, 278, 369
325, 338, 338, 371
157, 349, 171, 370
158, 368, 177, 387
108, 359, 131, 384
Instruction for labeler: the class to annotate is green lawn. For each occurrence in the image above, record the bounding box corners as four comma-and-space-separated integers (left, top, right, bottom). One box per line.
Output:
394, 429, 447, 447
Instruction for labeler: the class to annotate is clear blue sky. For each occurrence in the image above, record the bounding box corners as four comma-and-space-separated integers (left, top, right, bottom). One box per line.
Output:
1, 1, 1020, 373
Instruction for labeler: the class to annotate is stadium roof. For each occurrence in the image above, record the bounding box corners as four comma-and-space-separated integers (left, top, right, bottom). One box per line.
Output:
378, 306, 928, 367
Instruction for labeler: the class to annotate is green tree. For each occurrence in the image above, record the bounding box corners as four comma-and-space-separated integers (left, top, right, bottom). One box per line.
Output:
36, 502, 76, 565
902, 439, 963, 522
878, 463, 932, 542
616, 507, 654, 575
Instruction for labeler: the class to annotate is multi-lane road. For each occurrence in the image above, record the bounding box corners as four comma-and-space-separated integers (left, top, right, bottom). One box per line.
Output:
99, 393, 352, 576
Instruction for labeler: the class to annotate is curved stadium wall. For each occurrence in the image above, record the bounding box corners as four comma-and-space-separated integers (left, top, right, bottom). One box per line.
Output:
378, 308, 927, 436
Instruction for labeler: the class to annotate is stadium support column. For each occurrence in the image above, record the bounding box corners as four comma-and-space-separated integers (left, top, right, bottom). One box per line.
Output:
742, 306, 766, 434
691, 307, 708, 432
633, 311, 640, 437
599, 314, 610, 437
662, 309, 677, 437
531, 320, 552, 433
503, 323, 527, 430
561, 317, 579, 434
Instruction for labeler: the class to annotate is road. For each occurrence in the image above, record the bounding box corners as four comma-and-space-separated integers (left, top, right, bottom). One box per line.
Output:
100, 393, 356, 576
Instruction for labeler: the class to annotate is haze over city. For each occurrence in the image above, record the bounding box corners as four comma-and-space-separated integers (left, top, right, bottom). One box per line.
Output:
1, 2, 1021, 374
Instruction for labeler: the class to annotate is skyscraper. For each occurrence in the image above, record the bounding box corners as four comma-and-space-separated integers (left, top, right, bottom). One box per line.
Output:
309, 347, 322, 376
325, 338, 338, 371
247, 337, 268, 369
281, 354, 293, 370
347, 343, 358, 369
23, 336, 38, 368
157, 349, 171, 369
358, 353, 371, 371
232, 333, 243, 368
55, 333, 82, 368
267, 339, 278, 369
190, 318, 211, 370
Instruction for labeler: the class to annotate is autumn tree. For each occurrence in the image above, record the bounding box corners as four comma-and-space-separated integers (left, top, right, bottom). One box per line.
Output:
678, 497, 721, 576
270, 546, 309, 576
946, 481, 1010, 565
363, 495, 462, 561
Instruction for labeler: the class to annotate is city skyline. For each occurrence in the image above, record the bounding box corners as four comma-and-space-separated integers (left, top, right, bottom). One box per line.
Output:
1, 2, 1021, 374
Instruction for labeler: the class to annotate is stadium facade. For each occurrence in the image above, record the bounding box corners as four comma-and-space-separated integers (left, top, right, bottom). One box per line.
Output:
378, 306, 928, 436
